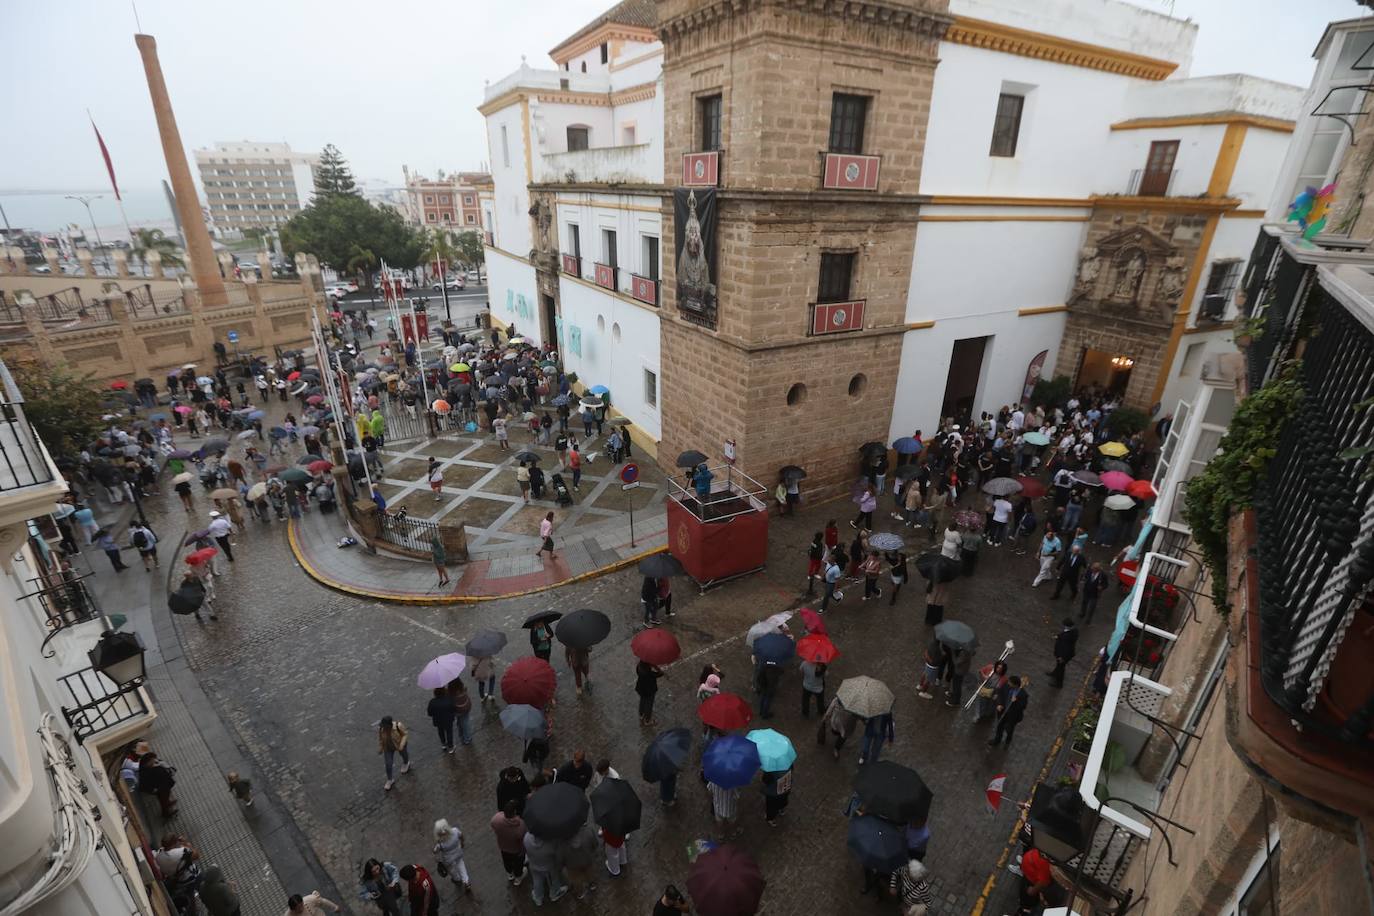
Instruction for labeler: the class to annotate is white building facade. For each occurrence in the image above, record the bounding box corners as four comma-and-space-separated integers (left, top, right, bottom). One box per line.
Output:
194, 141, 320, 234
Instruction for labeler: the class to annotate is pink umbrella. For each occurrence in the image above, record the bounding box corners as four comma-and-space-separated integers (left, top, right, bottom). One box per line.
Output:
174, 405, 193, 415
1100, 470, 1134, 492
417, 653, 466, 689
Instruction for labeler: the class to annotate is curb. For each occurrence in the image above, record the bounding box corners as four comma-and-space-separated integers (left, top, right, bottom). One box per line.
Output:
286, 518, 666, 604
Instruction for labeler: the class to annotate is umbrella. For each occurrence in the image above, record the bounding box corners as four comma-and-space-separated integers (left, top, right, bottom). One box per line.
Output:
779, 464, 807, 481
697, 692, 753, 731
172, 471, 194, 484
858, 441, 887, 459
417, 653, 466, 689
186, 547, 218, 565
836, 676, 894, 718
676, 449, 709, 469
591, 777, 642, 835
183, 529, 211, 546
892, 463, 922, 481
852, 761, 934, 823
287, 371, 301, 381
796, 633, 839, 664
847, 815, 910, 873
606, 416, 631, 427
580, 397, 604, 408
523, 782, 590, 841
746, 612, 792, 647
201, 438, 229, 453
1073, 469, 1103, 487
308, 460, 333, 474
1105, 493, 1137, 510
235, 430, 256, 440
1022, 431, 1050, 446
589, 384, 609, 395
1099, 441, 1130, 457
432, 399, 451, 414
752, 633, 795, 664
687, 846, 765, 916
642, 728, 692, 782
892, 436, 922, 455
306, 394, 325, 405
981, 477, 1024, 497
264, 464, 287, 475
934, 619, 978, 651
297, 454, 325, 465
868, 532, 905, 551
703, 735, 761, 789
499, 704, 546, 741
181, 363, 197, 370
914, 552, 960, 583
279, 468, 310, 484
512, 450, 541, 464
551, 394, 570, 406
122, 444, 142, 457
522, 610, 562, 628
269, 427, 287, 438
246, 482, 268, 500
174, 405, 192, 415
449, 362, 471, 372
52, 503, 77, 519
1102, 459, 1133, 474
798, 608, 827, 635
149, 412, 169, 421
301, 425, 321, 437
109, 379, 129, 390
631, 628, 681, 666
1015, 476, 1047, 499
1100, 470, 1134, 491
209, 487, 239, 501
638, 553, 686, 578
501, 657, 557, 706
745, 728, 796, 772
465, 629, 508, 658
554, 608, 611, 649
1126, 479, 1157, 500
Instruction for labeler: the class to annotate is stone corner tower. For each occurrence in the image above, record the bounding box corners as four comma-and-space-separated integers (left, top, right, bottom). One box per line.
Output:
656, 0, 950, 499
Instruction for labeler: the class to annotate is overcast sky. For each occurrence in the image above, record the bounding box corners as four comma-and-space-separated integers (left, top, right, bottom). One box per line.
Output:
3, 0, 1367, 193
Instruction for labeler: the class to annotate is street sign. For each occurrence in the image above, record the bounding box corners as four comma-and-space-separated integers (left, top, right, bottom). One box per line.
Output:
620, 462, 639, 484
622, 482, 640, 491
227, 330, 239, 343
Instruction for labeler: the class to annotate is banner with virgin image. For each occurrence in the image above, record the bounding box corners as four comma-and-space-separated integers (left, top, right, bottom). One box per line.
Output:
674, 188, 718, 328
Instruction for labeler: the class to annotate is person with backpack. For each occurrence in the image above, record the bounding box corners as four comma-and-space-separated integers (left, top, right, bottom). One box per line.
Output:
129, 521, 159, 571
155, 834, 202, 913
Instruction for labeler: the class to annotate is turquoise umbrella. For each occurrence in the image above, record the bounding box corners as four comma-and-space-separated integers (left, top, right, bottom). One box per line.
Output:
1022, 431, 1050, 446
745, 728, 796, 773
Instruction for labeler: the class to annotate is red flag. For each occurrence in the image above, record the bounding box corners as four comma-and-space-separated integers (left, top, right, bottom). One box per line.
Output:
985, 774, 1006, 815
90, 116, 121, 201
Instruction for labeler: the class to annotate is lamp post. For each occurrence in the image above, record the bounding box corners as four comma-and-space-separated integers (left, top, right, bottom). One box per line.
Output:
61, 627, 148, 743
65, 194, 109, 274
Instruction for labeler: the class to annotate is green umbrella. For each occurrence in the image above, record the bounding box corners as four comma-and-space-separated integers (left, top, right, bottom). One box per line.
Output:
279, 467, 310, 484
1022, 431, 1050, 446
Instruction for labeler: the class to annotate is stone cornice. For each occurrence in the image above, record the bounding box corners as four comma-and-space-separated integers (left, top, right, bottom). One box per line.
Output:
479, 80, 657, 116
1091, 195, 1242, 214
1111, 113, 1296, 133
610, 81, 657, 105
551, 24, 658, 66
945, 16, 1179, 81
658, 0, 952, 43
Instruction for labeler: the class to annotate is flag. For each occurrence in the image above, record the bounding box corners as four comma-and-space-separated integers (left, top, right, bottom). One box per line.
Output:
985, 774, 1006, 815
90, 116, 121, 201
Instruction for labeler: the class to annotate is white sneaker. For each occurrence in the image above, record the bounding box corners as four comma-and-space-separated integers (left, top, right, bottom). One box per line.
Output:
400, 762, 412, 774
384, 779, 394, 791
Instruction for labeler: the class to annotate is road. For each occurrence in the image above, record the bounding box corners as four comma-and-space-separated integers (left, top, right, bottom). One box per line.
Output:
333, 284, 491, 326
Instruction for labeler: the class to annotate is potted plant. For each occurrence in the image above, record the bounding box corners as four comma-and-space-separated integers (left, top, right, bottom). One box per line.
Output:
1066, 704, 1099, 771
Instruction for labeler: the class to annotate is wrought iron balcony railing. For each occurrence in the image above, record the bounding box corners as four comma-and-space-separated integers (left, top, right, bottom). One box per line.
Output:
0, 360, 58, 491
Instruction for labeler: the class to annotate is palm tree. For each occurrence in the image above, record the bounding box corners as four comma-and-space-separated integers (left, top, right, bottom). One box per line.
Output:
420, 229, 457, 282
345, 244, 377, 290
129, 228, 185, 275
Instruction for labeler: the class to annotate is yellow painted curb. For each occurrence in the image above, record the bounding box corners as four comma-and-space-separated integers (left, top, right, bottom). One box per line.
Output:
287, 519, 666, 605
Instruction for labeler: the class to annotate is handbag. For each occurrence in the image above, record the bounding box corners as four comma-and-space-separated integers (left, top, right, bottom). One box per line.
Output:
436, 861, 449, 878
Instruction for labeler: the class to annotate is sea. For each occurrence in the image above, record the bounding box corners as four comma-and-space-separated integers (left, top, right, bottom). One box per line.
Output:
0, 187, 183, 244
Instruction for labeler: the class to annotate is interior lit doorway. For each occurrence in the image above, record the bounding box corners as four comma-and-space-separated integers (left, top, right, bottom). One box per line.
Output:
940, 336, 990, 428
1076, 348, 1134, 398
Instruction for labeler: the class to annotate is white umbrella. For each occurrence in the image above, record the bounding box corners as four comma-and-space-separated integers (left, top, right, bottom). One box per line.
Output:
1104, 494, 1136, 511
746, 611, 794, 647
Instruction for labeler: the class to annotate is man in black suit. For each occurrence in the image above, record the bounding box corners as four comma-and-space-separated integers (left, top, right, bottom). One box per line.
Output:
1047, 619, 1080, 688
1050, 544, 1087, 600
987, 676, 1028, 748
1080, 562, 1108, 623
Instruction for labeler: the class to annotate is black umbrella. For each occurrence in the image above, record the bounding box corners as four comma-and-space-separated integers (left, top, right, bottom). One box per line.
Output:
847, 815, 909, 872
522, 610, 562, 629
642, 728, 692, 782
858, 441, 887, 458
297, 454, 325, 465
523, 782, 589, 840
914, 552, 960, 583
513, 451, 541, 464
933, 620, 977, 652
465, 629, 508, 658
779, 465, 806, 481
638, 554, 686, 578
201, 438, 229, 454
676, 449, 708, 469
591, 777, 642, 835
852, 761, 933, 823
554, 609, 611, 649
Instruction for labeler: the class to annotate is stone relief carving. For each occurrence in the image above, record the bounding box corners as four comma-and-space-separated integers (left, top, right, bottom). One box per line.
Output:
1109, 248, 1148, 302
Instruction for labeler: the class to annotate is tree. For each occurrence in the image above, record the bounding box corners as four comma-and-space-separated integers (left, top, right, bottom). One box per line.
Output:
1030, 375, 1072, 409
453, 230, 485, 269
421, 229, 457, 279
7, 357, 111, 458
1105, 406, 1150, 438
345, 244, 377, 289
280, 193, 424, 276
129, 228, 184, 272
313, 143, 357, 197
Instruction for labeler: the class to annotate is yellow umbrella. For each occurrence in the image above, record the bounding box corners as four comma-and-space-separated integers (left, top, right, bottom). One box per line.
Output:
1098, 441, 1130, 458
450, 362, 471, 373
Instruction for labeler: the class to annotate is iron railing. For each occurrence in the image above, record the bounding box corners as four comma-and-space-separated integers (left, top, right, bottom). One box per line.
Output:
1127, 168, 1178, 197
58, 665, 150, 742
29, 573, 102, 632
1249, 267, 1374, 748
378, 512, 441, 553
0, 360, 57, 491
124, 283, 187, 318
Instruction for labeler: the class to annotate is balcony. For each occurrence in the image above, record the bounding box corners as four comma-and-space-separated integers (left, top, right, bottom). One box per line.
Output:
1126, 168, 1178, 197
537, 143, 658, 185
820, 152, 881, 191
562, 254, 582, 278
594, 262, 619, 292
630, 273, 658, 306
681, 151, 721, 187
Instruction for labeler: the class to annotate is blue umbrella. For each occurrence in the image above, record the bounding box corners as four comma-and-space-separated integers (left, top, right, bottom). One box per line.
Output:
552, 394, 570, 406
247, 409, 265, 421
702, 735, 760, 789
745, 728, 796, 772
892, 436, 922, 455
589, 385, 609, 396
269, 427, 287, 438
149, 412, 169, 421
847, 814, 909, 872
753, 632, 795, 664
168, 448, 194, 459
642, 728, 692, 783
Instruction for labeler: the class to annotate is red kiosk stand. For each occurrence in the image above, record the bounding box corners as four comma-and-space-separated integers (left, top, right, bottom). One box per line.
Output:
665, 464, 769, 590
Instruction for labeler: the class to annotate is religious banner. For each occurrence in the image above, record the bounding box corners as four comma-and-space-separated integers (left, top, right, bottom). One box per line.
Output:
1021, 350, 1048, 403
400, 314, 415, 346
415, 312, 429, 341
674, 188, 718, 329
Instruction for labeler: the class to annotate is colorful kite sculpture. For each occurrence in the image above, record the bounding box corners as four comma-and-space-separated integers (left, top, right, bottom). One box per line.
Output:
1288, 183, 1336, 239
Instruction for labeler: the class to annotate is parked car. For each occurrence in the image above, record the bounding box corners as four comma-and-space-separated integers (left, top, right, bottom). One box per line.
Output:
465, 270, 480, 281
432, 277, 465, 291
325, 283, 351, 299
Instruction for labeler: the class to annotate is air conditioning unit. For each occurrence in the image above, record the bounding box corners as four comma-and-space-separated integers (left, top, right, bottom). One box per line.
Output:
1199, 294, 1227, 322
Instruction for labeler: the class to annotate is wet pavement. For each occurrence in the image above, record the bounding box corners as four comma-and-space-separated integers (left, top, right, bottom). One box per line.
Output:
117, 452, 1119, 915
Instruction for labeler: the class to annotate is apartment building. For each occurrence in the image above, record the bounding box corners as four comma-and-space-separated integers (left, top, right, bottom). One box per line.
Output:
402, 167, 490, 230
194, 141, 319, 233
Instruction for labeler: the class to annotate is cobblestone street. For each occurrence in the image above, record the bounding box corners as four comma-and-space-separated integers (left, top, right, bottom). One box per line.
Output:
119, 460, 1118, 916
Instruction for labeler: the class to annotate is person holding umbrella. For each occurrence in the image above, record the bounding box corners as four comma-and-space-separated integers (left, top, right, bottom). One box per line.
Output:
522, 827, 568, 905
566, 643, 592, 696
471, 654, 497, 704
425, 688, 456, 754
635, 660, 664, 726
529, 619, 555, 661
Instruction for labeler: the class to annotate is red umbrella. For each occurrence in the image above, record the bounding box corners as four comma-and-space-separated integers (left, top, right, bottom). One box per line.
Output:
1100, 470, 1134, 492
688, 845, 765, 916
631, 629, 681, 666
796, 633, 840, 664
287, 371, 301, 381
1015, 476, 1047, 499
1126, 479, 1157, 500
306, 394, 325, 405
799, 607, 827, 635
307, 460, 333, 474
109, 379, 129, 390
501, 657, 557, 707
697, 692, 753, 731
185, 547, 218, 565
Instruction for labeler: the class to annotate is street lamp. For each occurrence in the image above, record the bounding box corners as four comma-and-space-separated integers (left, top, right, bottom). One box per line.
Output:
65, 194, 109, 274
61, 627, 148, 743
88, 628, 146, 688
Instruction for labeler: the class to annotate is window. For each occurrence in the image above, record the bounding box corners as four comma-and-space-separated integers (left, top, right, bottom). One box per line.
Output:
622, 125, 637, 145
989, 92, 1025, 157
1140, 140, 1179, 196
443, 212, 452, 222
828, 93, 869, 154
600, 42, 608, 64
1179, 342, 1207, 378
786, 383, 807, 406
567, 126, 590, 151
644, 368, 658, 407
817, 252, 855, 303
464, 195, 473, 205
569, 224, 581, 259
440, 195, 450, 204
602, 229, 618, 269
699, 94, 722, 152
642, 236, 659, 281
425, 195, 434, 204
466, 214, 476, 224
1234, 843, 1280, 916
581, 61, 587, 73
427, 213, 437, 222
501, 126, 510, 168
1200, 259, 1242, 321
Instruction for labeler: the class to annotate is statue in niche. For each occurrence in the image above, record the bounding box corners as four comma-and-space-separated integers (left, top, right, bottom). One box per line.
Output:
1111, 248, 1148, 302
528, 199, 552, 254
